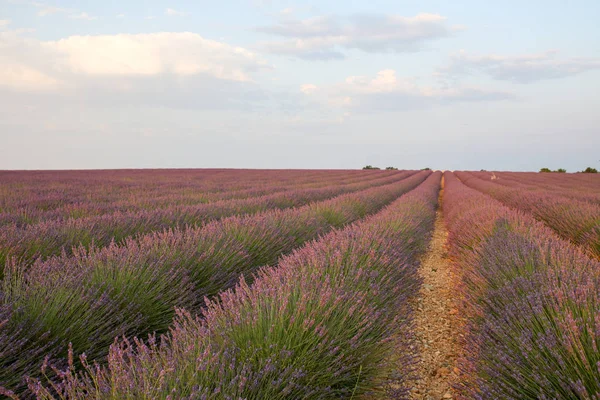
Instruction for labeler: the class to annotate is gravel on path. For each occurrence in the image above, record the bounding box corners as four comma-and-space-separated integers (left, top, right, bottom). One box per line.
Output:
408, 178, 462, 400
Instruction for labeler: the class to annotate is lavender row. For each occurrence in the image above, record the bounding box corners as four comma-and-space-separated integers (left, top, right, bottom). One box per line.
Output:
455, 171, 600, 258
0, 169, 359, 204
469, 171, 600, 205
0, 169, 316, 212
0, 170, 384, 226
0, 170, 431, 396
493, 170, 600, 191
0, 171, 416, 272
25, 172, 441, 400
444, 172, 600, 399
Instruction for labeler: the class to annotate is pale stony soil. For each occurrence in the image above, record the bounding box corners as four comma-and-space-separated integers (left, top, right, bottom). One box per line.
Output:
408, 185, 462, 400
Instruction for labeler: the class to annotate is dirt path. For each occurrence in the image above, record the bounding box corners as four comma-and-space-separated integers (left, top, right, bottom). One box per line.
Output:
409, 180, 461, 400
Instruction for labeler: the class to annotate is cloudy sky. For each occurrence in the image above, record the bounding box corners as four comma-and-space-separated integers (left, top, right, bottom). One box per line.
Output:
1, 0, 599, 171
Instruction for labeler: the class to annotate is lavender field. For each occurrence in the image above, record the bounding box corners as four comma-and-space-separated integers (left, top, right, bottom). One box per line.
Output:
0, 169, 599, 399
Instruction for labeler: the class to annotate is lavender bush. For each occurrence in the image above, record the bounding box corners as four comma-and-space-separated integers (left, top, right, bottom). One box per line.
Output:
444, 172, 600, 399
470, 171, 600, 205
0, 169, 394, 227
455, 171, 600, 258
0, 171, 415, 272
0, 171, 430, 395
28, 172, 441, 400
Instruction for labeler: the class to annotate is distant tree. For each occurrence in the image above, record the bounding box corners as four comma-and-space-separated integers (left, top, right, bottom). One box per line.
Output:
421, 167, 431, 171
539, 168, 552, 173
385, 166, 398, 170
362, 165, 380, 170
556, 168, 567, 173
582, 167, 598, 173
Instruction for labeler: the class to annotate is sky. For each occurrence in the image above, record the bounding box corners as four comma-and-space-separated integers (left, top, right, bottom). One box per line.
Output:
1, 0, 599, 171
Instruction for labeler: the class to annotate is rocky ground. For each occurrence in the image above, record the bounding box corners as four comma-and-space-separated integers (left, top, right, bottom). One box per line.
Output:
408, 184, 462, 400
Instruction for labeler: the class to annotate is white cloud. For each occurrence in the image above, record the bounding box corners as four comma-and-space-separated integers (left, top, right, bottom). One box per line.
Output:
0, 31, 271, 93
23, 1, 98, 21
344, 69, 415, 94
116, 14, 125, 18
0, 20, 11, 28
440, 50, 600, 83
305, 69, 513, 112
25, 1, 71, 16
69, 12, 97, 21
0, 63, 60, 90
36, 5, 66, 16
47, 33, 268, 80
145, 16, 156, 20
0, 31, 58, 90
300, 83, 317, 94
257, 13, 462, 60
166, 8, 187, 17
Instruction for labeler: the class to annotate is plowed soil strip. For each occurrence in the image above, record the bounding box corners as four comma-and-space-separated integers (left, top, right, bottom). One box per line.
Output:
409, 181, 461, 400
